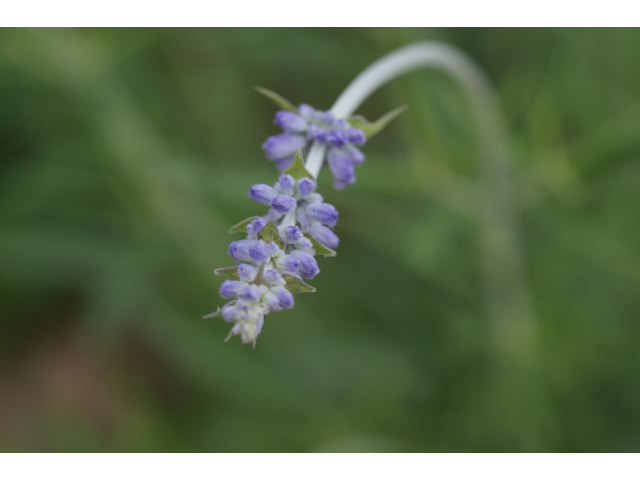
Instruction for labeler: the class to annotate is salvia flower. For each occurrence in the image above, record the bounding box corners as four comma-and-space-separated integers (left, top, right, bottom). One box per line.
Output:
205, 88, 402, 347
262, 103, 367, 190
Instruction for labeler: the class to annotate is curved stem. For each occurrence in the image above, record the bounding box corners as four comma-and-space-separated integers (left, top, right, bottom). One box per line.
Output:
307, 41, 550, 447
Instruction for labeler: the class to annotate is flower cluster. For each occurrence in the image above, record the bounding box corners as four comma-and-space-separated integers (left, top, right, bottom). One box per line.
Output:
205, 88, 400, 347
205, 158, 339, 347
262, 104, 367, 190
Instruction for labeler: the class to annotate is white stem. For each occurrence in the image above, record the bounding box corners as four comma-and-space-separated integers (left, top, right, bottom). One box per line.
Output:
304, 41, 507, 179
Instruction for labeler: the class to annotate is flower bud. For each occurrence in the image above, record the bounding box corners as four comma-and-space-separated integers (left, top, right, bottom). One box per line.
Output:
249, 184, 278, 205
346, 127, 366, 145
282, 225, 303, 244
327, 147, 355, 190
298, 104, 315, 121
247, 218, 268, 236
262, 133, 307, 161
297, 177, 315, 199
237, 264, 257, 283
278, 174, 296, 196
220, 280, 245, 299
327, 129, 348, 148
238, 284, 261, 302
310, 224, 339, 249
249, 241, 270, 262
305, 203, 338, 227
291, 250, 319, 279
271, 194, 297, 213
274, 111, 308, 133
272, 287, 294, 309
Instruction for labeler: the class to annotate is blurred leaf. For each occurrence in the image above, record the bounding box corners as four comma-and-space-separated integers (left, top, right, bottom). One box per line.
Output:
254, 86, 298, 113
349, 105, 408, 139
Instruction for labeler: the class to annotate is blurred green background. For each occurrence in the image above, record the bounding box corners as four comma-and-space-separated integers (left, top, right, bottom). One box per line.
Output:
1, 28, 640, 452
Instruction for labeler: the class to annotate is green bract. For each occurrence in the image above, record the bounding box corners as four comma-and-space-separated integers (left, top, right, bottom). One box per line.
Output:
349, 105, 408, 139
254, 86, 298, 113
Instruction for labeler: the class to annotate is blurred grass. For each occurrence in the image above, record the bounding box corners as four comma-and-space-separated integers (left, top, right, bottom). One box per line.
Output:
1, 28, 640, 452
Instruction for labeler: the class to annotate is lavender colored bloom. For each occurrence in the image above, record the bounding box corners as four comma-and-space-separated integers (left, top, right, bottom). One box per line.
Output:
276, 254, 300, 273
228, 240, 254, 263
249, 184, 278, 205
272, 287, 294, 309
294, 236, 313, 251
327, 147, 356, 190
262, 133, 307, 163
222, 305, 238, 322
237, 264, 257, 283
238, 284, 261, 302
267, 242, 281, 257
220, 280, 245, 299
333, 118, 348, 130
346, 127, 366, 145
274, 111, 308, 133
282, 225, 303, 244
345, 144, 365, 166
262, 292, 281, 310
264, 269, 283, 286
249, 241, 270, 262
326, 129, 349, 148
298, 104, 315, 121
271, 194, 297, 213
307, 125, 329, 142
305, 203, 338, 227
297, 177, 315, 199
291, 250, 319, 279
309, 224, 340, 249
247, 218, 268, 236
278, 174, 296, 196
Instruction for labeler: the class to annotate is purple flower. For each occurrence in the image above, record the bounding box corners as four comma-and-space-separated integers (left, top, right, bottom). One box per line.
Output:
271, 194, 297, 213
309, 224, 339, 249
274, 111, 308, 133
247, 218, 268, 236
278, 174, 296, 196
346, 127, 366, 145
264, 269, 282, 286
307, 125, 329, 142
272, 287, 294, 309
220, 280, 245, 299
327, 129, 349, 148
249, 184, 278, 205
262, 133, 307, 165
282, 225, 303, 244
297, 177, 315, 199
228, 240, 254, 263
291, 250, 319, 279
298, 104, 315, 121
327, 147, 356, 190
305, 203, 338, 227
345, 144, 365, 166
238, 284, 261, 302
237, 264, 257, 283
276, 254, 300, 273
249, 241, 270, 262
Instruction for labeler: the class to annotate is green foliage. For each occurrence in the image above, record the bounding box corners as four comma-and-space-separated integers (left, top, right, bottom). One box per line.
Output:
258, 219, 285, 249
282, 274, 316, 294
255, 86, 299, 113
283, 149, 314, 181
214, 266, 240, 279
349, 105, 408, 139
